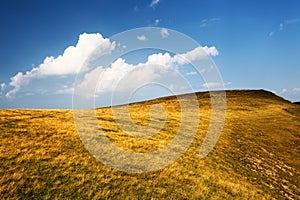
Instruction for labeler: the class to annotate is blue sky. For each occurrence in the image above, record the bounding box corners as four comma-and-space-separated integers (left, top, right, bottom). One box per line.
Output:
0, 0, 299, 108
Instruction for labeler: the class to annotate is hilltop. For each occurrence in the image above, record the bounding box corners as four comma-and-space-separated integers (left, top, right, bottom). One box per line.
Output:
0, 90, 299, 199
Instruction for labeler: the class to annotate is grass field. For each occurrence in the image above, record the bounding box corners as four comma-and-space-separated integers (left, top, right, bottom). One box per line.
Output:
0, 90, 299, 199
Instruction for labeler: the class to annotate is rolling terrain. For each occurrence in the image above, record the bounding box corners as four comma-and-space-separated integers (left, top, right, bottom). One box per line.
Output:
0, 90, 299, 199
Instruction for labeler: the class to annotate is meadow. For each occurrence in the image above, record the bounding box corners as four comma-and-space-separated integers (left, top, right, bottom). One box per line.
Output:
0, 90, 299, 199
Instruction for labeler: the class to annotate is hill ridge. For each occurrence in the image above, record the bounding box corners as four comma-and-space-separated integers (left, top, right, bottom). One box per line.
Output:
0, 89, 299, 199
127, 89, 291, 106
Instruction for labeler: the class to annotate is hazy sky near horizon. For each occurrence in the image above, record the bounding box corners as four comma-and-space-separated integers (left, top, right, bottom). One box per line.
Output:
0, 0, 299, 108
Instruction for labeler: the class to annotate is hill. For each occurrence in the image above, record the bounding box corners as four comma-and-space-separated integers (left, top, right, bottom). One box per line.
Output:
0, 90, 299, 199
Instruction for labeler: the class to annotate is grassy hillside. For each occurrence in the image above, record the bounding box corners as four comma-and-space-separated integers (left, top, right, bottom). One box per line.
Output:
0, 90, 299, 199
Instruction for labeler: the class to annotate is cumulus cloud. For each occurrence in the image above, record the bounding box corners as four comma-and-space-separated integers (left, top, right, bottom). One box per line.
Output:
5, 71, 37, 98
173, 46, 218, 65
137, 35, 148, 41
143, 45, 218, 67
76, 45, 219, 98
4, 30, 219, 99
149, 0, 160, 8
37, 33, 114, 75
76, 58, 167, 98
5, 33, 116, 98
161, 28, 169, 38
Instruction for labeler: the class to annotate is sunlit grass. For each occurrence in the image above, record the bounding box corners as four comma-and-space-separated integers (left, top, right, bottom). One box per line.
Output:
0, 90, 299, 199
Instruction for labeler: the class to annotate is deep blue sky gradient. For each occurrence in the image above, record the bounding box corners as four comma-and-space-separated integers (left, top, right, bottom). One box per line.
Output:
0, 0, 299, 108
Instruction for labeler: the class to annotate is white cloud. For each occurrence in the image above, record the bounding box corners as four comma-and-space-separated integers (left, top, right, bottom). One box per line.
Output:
284, 18, 299, 24
200, 18, 220, 28
202, 82, 222, 89
150, 0, 160, 8
200, 23, 207, 28
161, 28, 169, 38
97, 58, 134, 92
0, 83, 5, 96
76, 67, 105, 98
0, 83, 5, 91
56, 85, 74, 95
38, 33, 115, 75
293, 88, 300, 92
5, 33, 116, 98
279, 23, 284, 31
143, 45, 218, 67
281, 88, 288, 93
203, 46, 219, 56
269, 18, 299, 37
186, 71, 197, 76
154, 19, 160, 25
77, 57, 168, 98
76, 45, 220, 98
279, 88, 300, 102
3, 30, 219, 99
137, 35, 148, 41
202, 81, 231, 89
147, 52, 173, 66
81, 53, 172, 96
173, 46, 218, 65
281, 88, 300, 94
6, 71, 35, 98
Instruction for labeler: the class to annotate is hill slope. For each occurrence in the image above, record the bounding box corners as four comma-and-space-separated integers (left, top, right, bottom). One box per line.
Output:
0, 90, 299, 199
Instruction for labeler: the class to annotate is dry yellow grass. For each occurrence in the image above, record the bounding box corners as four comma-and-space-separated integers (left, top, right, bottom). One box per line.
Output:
0, 90, 299, 199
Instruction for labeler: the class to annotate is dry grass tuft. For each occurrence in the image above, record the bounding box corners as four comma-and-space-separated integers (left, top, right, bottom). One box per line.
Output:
0, 90, 299, 199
